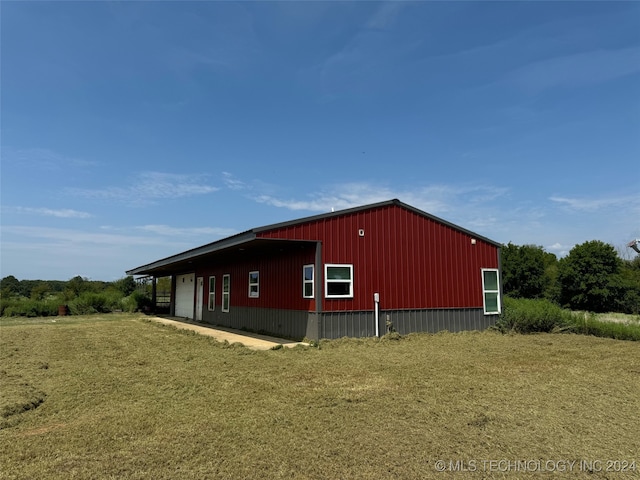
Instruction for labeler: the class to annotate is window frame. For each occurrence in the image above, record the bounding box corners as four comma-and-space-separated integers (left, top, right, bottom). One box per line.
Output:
248, 271, 259, 298
208, 276, 216, 311
222, 274, 230, 313
303, 264, 314, 298
325, 264, 354, 299
481, 268, 501, 315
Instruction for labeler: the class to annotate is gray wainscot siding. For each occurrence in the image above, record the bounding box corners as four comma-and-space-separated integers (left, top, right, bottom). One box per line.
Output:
317, 308, 495, 340
203, 307, 310, 340
203, 307, 496, 341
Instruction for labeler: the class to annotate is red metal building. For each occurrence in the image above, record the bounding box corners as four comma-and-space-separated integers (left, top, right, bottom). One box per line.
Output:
126, 199, 502, 340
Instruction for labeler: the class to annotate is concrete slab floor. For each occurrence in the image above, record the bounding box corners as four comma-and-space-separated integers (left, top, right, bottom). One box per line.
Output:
147, 316, 309, 350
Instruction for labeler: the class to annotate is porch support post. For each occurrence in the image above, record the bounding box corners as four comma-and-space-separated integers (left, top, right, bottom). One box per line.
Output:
151, 277, 157, 313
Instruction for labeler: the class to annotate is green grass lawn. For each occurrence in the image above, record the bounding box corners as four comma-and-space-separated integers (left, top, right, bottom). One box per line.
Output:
1, 313, 639, 479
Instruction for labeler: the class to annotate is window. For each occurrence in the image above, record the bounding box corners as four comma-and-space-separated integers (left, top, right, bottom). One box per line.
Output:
325, 264, 353, 298
248, 271, 259, 298
303, 264, 314, 298
222, 274, 230, 312
482, 269, 501, 314
208, 276, 216, 311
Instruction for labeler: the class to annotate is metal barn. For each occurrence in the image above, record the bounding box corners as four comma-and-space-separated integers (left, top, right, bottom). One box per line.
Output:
126, 199, 502, 340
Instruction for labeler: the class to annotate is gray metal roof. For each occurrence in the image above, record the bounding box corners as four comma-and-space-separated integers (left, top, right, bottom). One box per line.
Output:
126, 231, 257, 275
126, 198, 501, 276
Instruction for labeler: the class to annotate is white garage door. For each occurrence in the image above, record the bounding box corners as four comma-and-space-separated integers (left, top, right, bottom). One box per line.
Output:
175, 273, 195, 318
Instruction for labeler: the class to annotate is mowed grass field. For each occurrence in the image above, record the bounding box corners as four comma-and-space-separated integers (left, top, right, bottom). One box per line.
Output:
1, 314, 639, 479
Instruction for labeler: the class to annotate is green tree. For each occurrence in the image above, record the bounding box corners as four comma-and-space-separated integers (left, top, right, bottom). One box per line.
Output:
113, 276, 137, 296
1, 275, 21, 297
502, 243, 551, 299
64, 275, 89, 300
542, 251, 560, 303
615, 256, 640, 314
30, 282, 51, 301
558, 240, 622, 312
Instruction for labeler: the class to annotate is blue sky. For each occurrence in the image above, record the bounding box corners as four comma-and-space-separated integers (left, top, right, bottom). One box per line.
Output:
1, 1, 639, 281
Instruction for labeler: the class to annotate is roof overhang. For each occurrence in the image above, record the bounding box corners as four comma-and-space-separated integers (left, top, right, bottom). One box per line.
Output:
126, 233, 316, 276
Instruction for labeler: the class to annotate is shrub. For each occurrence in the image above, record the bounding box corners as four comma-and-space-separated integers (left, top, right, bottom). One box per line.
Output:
0, 297, 59, 317
68, 292, 122, 315
0, 297, 20, 317
121, 291, 153, 313
0, 290, 153, 317
496, 297, 640, 341
568, 313, 640, 341
495, 296, 574, 333
120, 295, 138, 313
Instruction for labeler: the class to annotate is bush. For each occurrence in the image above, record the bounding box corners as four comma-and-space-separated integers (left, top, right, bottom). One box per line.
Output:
0, 297, 59, 317
495, 297, 640, 341
495, 296, 574, 333
121, 291, 153, 313
120, 295, 138, 313
1, 288, 155, 317
568, 313, 640, 341
68, 292, 123, 315
0, 296, 19, 317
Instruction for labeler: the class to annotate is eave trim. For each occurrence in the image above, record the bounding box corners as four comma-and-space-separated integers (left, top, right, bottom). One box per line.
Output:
126, 231, 257, 276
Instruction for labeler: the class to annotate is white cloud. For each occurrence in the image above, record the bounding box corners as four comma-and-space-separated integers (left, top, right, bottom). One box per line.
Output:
67, 171, 218, 206
3, 147, 99, 169
135, 225, 237, 237
253, 181, 509, 218
3, 206, 93, 219
550, 194, 640, 212
222, 171, 249, 191
507, 46, 640, 92
367, 2, 404, 30
1, 225, 172, 247
0, 223, 236, 280
253, 183, 393, 213
546, 242, 573, 257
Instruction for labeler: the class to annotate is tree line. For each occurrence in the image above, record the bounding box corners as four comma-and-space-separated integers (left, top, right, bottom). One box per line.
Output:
502, 240, 640, 314
0, 275, 147, 317
0, 275, 137, 300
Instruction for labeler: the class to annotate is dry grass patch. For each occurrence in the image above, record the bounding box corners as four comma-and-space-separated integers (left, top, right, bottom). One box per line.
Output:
1, 314, 639, 479
594, 312, 640, 325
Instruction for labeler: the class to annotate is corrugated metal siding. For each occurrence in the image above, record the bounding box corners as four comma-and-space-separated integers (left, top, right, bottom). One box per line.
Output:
319, 310, 374, 339
257, 204, 499, 312
388, 308, 496, 334
197, 306, 493, 341
203, 306, 309, 340
196, 244, 316, 312
318, 308, 495, 340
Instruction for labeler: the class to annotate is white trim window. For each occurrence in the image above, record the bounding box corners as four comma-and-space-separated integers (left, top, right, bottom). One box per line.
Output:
482, 269, 501, 314
248, 271, 259, 298
303, 264, 314, 298
325, 264, 353, 298
222, 274, 230, 312
208, 276, 216, 311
